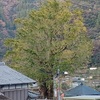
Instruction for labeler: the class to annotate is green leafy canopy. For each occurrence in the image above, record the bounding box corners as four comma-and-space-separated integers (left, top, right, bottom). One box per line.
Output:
4, 0, 92, 87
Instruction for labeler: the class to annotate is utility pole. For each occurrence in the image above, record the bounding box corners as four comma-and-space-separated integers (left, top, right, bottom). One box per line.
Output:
56, 68, 68, 100
57, 68, 61, 100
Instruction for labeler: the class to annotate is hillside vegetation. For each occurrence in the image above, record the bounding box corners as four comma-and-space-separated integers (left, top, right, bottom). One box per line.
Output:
72, 0, 100, 67
0, 0, 42, 59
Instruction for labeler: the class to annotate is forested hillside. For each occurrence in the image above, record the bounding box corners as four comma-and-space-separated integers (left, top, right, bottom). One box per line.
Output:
0, 0, 42, 59
0, 0, 100, 67
72, 0, 100, 67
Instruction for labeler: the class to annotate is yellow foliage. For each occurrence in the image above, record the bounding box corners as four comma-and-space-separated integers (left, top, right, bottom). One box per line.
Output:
61, 50, 74, 59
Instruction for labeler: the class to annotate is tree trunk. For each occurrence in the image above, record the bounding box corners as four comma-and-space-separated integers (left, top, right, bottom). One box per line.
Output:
39, 83, 53, 99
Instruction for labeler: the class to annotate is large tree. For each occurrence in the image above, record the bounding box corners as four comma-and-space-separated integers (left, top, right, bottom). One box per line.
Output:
4, 0, 92, 98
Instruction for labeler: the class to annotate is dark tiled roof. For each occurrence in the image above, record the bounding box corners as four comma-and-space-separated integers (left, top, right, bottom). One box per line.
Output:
64, 83, 100, 97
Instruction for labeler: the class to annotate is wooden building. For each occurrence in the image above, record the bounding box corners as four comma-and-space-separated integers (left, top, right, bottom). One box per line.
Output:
0, 62, 36, 100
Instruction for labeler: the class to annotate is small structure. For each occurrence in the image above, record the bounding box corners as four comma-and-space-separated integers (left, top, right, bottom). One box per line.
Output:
0, 92, 9, 100
0, 62, 36, 100
27, 91, 40, 100
71, 77, 85, 88
63, 83, 100, 100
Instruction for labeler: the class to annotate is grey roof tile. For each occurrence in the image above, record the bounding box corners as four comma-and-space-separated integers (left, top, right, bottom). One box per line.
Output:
0, 62, 36, 85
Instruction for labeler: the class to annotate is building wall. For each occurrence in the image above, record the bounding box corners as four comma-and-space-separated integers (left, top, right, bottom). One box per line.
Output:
0, 97, 9, 100
1, 89, 28, 100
